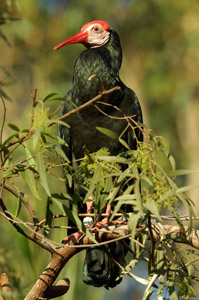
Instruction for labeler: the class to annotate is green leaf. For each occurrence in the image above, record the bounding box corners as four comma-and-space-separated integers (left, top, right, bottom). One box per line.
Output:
168, 153, 176, 171
134, 179, 143, 213
57, 136, 68, 146
3, 133, 19, 145
106, 173, 126, 204
46, 119, 70, 128
33, 127, 43, 149
128, 212, 141, 246
0, 30, 12, 47
44, 197, 53, 236
25, 169, 41, 200
37, 153, 51, 197
0, 143, 9, 155
144, 200, 162, 221
21, 129, 29, 133
84, 163, 101, 201
141, 175, 153, 186
167, 275, 178, 300
15, 189, 22, 217
66, 173, 73, 189
176, 185, 199, 193
51, 197, 65, 213
96, 127, 118, 139
43, 92, 58, 102
111, 197, 136, 221
125, 270, 149, 285
48, 97, 66, 102
167, 169, 199, 177
100, 176, 113, 209
24, 144, 37, 169
7, 123, 20, 132
54, 145, 70, 162
119, 137, 130, 150
143, 273, 158, 300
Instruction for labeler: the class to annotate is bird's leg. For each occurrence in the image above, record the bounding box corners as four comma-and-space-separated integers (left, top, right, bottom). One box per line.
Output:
86, 199, 94, 214
62, 200, 94, 244
94, 203, 112, 228
62, 228, 84, 244
94, 203, 127, 229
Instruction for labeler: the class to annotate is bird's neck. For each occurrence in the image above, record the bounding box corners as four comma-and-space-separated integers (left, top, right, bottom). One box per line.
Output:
72, 30, 123, 104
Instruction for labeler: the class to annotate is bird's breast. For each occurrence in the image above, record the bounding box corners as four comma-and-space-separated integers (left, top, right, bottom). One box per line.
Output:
72, 49, 120, 104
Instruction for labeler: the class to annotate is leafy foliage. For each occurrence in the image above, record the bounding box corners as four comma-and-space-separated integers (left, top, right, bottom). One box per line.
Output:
1, 89, 198, 299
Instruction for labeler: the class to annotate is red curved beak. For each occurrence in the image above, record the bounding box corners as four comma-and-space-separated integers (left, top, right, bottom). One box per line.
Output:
54, 30, 88, 50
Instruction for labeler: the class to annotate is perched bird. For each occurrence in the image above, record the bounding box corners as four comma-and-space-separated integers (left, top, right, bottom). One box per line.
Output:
54, 20, 143, 289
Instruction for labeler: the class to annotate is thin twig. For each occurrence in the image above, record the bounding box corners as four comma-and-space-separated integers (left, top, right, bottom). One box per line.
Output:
30, 89, 37, 128
0, 196, 53, 252
56, 86, 121, 122
0, 95, 6, 162
4, 128, 35, 150
94, 103, 136, 120
3, 183, 39, 224
148, 215, 155, 269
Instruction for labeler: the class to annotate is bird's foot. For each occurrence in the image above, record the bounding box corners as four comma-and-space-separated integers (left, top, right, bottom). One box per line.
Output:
62, 201, 94, 244
62, 230, 84, 244
113, 219, 127, 225
94, 203, 127, 229
94, 204, 112, 229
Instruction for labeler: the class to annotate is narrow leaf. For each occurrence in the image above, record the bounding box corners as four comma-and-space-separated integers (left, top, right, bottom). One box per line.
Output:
33, 127, 43, 149
176, 184, 199, 193
37, 153, 51, 197
24, 144, 37, 169
167, 169, 199, 177
144, 200, 162, 221
84, 163, 101, 202
119, 137, 130, 150
96, 127, 118, 139
25, 169, 41, 200
7, 123, 20, 132
43, 92, 58, 102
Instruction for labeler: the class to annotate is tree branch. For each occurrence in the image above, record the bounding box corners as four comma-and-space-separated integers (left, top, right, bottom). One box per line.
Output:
57, 86, 121, 122
0, 196, 53, 253
3, 183, 39, 224
24, 222, 199, 299
0, 273, 12, 300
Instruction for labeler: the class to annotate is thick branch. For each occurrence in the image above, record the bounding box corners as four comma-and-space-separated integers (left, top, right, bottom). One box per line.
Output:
0, 273, 12, 300
24, 247, 80, 300
25, 222, 199, 299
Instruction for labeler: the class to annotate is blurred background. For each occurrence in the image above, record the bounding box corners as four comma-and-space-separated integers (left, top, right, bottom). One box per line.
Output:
0, 0, 199, 299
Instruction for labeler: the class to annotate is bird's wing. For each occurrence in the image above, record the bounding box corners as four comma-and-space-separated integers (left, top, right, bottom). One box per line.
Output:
122, 86, 143, 149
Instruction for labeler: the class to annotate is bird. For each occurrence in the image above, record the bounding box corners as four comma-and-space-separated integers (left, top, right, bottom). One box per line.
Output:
54, 20, 143, 289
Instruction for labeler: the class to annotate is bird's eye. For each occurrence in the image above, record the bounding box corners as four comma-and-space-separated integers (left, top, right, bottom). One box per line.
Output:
93, 25, 100, 32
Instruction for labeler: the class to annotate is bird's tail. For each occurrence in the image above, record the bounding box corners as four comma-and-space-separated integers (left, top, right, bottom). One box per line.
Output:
82, 242, 126, 289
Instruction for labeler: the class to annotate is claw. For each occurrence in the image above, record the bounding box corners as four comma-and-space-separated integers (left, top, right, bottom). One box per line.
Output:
94, 204, 112, 228
62, 230, 84, 244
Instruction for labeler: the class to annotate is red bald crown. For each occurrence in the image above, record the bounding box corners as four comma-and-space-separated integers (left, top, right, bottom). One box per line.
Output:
81, 20, 110, 32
